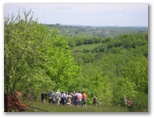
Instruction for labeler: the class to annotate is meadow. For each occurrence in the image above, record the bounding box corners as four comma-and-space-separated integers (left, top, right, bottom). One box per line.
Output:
24, 100, 128, 112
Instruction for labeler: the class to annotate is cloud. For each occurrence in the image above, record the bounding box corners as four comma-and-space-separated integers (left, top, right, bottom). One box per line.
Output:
4, 3, 148, 26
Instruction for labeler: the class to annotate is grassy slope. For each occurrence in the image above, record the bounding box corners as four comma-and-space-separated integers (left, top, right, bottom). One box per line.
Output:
24, 100, 128, 112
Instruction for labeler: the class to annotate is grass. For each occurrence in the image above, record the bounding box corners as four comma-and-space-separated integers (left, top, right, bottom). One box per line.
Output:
72, 43, 102, 52
24, 100, 128, 112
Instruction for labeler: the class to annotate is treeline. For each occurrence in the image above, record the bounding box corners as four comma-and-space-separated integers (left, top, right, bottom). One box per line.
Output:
72, 33, 148, 65
46, 24, 148, 39
68, 36, 103, 47
68, 33, 147, 51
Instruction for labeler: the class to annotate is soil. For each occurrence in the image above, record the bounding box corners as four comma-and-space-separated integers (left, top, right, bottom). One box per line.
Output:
4, 92, 26, 112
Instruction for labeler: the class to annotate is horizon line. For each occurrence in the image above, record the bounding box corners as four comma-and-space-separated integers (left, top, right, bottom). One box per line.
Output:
43, 23, 148, 28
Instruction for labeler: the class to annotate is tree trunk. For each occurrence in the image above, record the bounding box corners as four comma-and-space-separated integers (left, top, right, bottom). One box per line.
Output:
4, 94, 8, 112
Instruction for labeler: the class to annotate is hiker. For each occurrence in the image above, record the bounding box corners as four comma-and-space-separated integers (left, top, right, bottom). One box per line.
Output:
55, 90, 61, 105
66, 92, 72, 105
82, 91, 88, 107
123, 97, 127, 107
66, 91, 69, 102
41, 92, 47, 103
76, 91, 83, 106
72, 91, 77, 105
128, 98, 133, 111
61, 91, 66, 105
48, 90, 55, 104
93, 95, 97, 106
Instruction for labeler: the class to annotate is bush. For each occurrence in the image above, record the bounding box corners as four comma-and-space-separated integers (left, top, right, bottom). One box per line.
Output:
131, 92, 148, 112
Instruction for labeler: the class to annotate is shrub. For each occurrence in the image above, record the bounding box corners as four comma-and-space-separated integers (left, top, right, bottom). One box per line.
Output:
131, 92, 148, 112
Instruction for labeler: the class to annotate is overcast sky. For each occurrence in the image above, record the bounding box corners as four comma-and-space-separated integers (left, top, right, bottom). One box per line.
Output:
4, 3, 148, 26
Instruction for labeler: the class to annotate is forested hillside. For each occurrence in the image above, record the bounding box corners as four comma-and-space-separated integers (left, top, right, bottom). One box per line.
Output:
4, 11, 148, 112
70, 33, 148, 112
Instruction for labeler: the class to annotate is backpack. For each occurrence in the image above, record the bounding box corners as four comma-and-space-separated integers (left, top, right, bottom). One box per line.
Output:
49, 92, 54, 97
62, 94, 66, 99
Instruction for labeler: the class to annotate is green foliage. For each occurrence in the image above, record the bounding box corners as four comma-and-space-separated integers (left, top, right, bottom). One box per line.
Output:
4, 10, 51, 93
112, 78, 136, 105
131, 92, 148, 112
4, 11, 80, 97
122, 57, 148, 94
70, 32, 148, 110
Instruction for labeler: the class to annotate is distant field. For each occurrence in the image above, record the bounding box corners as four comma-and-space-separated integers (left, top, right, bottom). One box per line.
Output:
72, 43, 102, 51
46, 24, 148, 38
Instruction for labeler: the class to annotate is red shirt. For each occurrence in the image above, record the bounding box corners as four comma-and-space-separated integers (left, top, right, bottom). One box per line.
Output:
128, 100, 132, 106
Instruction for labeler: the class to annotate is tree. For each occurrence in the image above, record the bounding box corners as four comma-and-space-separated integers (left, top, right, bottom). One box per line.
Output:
42, 28, 81, 91
4, 10, 53, 93
112, 77, 136, 105
122, 56, 148, 94
4, 10, 80, 96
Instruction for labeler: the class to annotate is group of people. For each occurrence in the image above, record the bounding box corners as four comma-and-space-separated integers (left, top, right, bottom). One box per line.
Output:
41, 90, 88, 107
123, 97, 133, 111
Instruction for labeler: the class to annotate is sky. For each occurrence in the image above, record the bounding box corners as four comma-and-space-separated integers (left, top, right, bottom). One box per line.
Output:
4, 4, 148, 26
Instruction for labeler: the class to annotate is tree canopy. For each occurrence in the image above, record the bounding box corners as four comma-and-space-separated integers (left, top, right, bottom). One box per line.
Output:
4, 11, 80, 96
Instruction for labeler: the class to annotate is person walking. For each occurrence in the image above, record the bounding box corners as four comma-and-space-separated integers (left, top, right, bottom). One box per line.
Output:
41, 92, 47, 103
66, 92, 72, 105
123, 97, 127, 107
82, 91, 88, 107
128, 98, 133, 111
55, 90, 61, 105
76, 91, 83, 107
48, 90, 55, 104
93, 95, 97, 106
72, 91, 77, 105
61, 91, 66, 105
